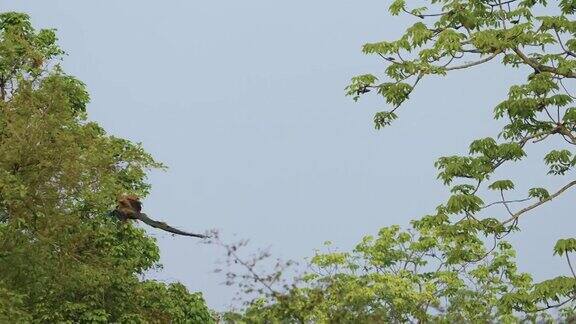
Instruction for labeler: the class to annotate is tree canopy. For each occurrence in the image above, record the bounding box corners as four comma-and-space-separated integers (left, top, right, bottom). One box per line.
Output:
0, 12, 212, 323
220, 1, 576, 322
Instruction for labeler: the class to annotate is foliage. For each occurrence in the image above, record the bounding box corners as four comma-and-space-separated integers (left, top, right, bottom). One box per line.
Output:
221, 0, 576, 322
0, 12, 213, 323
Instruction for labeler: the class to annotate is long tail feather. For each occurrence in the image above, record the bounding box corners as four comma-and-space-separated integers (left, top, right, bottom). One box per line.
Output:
137, 213, 207, 238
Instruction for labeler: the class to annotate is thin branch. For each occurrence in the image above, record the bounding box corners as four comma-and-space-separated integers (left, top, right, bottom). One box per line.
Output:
402, 7, 449, 19
445, 51, 501, 71
561, 134, 576, 145
485, 197, 528, 210
497, 0, 508, 31
543, 107, 557, 123
532, 296, 575, 312
502, 180, 576, 225
460, 48, 484, 54
554, 30, 576, 58
567, 254, 576, 280
559, 78, 576, 99
500, 190, 515, 216
486, 0, 518, 7
558, 125, 576, 144
389, 73, 424, 114
377, 53, 399, 64
533, 132, 552, 143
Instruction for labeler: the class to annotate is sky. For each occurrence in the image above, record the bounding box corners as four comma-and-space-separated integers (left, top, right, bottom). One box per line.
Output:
2, 0, 574, 310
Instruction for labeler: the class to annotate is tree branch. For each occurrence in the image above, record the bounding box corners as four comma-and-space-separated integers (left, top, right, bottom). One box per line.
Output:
513, 48, 576, 78
567, 254, 576, 280
502, 180, 576, 225
483, 197, 532, 209
445, 51, 501, 71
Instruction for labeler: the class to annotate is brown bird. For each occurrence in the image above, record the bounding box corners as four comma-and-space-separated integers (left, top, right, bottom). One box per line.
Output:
110, 194, 207, 238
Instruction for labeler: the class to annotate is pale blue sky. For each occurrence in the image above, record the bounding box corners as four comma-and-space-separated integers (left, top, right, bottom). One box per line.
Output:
3, 0, 574, 310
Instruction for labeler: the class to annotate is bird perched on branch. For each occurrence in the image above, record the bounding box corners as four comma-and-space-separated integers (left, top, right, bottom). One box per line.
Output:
109, 194, 207, 238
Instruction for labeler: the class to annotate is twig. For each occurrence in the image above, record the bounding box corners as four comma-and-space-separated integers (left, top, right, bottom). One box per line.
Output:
483, 197, 531, 209
567, 254, 576, 280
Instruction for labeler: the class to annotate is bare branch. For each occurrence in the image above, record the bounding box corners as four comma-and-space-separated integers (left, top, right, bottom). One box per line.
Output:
402, 7, 449, 19
482, 197, 531, 211
554, 30, 576, 58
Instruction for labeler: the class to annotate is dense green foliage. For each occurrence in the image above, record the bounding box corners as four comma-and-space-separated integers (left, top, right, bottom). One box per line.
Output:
223, 1, 576, 322
0, 12, 213, 323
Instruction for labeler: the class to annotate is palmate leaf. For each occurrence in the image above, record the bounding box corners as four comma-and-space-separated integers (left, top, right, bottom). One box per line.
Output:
554, 238, 576, 256
488, 180, 515, 191
528, 187, 550, 201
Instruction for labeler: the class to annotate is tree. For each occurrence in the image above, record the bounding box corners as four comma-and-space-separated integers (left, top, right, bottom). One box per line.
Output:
0, 12, 213, 323
221, 1, 576, 322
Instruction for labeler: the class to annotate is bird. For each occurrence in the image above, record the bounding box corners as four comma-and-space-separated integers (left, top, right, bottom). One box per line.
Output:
109, 194, 208, 238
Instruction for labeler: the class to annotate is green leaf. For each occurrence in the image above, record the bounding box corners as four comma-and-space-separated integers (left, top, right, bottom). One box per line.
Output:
528, 187, 550, 201
488, 180, 515, 191
554, 238, 576, 256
